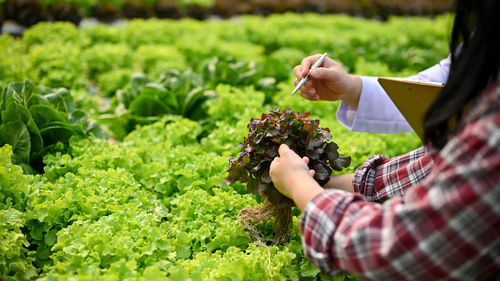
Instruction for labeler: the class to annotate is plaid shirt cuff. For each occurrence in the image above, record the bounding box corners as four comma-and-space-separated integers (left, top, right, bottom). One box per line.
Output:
353, 154, 388, 202
353, 146, 434, 202
300, 189, 365, 276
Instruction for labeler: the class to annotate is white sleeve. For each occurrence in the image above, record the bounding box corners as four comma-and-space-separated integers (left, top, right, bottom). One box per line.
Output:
336, 56, 451, 133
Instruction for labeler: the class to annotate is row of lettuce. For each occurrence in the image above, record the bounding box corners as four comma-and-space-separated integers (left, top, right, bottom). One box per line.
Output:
1, 0, 453, 28
1, 0, 213, 27
1, 83, 422, 281
2, 13, 450, 89
1, 14, 448, 280
1, 13, 451, 174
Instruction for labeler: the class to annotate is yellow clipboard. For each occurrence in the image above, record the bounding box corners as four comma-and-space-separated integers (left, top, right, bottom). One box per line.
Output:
378, 77, 444, 142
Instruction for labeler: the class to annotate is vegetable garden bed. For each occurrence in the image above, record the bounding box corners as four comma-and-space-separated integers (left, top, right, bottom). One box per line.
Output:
0, 13, 450, 280
0, 0, 453, 29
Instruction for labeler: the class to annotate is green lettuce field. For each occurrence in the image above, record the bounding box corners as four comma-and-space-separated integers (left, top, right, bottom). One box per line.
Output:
0, 13, 450, 280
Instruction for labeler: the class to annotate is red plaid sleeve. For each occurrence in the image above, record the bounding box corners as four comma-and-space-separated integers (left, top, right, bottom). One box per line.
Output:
353, 145, 435, 202
300, 81, 500, 280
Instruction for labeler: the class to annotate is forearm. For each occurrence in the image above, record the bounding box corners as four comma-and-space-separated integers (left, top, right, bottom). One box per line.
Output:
290, 173, 355, 210
288, 173, 324, 211
340, 75, 362, 109
324, 173, 355, 192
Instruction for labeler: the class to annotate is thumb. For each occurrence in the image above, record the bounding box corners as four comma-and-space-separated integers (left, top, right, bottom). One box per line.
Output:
309, 68, 338, 81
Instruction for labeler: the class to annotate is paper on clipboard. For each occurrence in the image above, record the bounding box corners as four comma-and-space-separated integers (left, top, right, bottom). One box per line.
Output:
378, 77, 444, 142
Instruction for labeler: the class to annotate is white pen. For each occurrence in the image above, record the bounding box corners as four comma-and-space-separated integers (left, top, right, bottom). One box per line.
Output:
291, 52, 328, 95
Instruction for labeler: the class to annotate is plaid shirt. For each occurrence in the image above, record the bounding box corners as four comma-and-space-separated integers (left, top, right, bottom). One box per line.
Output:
301, 79, 500, 281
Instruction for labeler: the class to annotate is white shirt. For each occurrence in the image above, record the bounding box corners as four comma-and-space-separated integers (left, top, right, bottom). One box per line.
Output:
336, 56, 451, 133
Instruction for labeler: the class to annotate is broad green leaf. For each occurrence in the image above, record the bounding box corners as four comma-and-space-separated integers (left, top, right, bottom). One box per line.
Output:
67, 109, 87, 124
41, 86, 74, 114
39, 121, 84, 146
69, 110, 103, 137
25, 120, 44, 156
1, 100, 42, 154
6, 80, 43, 109
142, 84, 178, 110
130, 73, 150, 95
0, 121, 30, 164
29, 104, 66, 128
129, 95, 170, 117
97, 113, 130, 140
1, 99, 30, 124
181, 87, 206, 117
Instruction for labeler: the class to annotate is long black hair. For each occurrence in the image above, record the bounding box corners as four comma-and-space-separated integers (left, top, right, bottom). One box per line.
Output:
423, 0, 500, 149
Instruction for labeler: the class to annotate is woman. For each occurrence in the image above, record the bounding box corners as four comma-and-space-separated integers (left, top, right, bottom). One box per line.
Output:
270, 1, 500, 280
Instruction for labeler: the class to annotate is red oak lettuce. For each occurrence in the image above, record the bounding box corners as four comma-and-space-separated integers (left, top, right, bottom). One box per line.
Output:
225, 108, 351, 207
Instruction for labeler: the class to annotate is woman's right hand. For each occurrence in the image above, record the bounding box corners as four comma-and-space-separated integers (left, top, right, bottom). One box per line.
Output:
293, 54, 362, 109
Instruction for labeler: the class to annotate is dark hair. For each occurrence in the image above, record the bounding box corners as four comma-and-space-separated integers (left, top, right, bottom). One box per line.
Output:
423, 0, 500, 148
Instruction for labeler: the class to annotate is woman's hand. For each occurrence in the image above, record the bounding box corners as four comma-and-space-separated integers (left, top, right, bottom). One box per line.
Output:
293, 54, 362, 109
269, 144, 311, 198
270, 144, 324, 211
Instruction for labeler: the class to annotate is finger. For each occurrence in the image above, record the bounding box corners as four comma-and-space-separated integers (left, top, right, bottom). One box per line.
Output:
271, 156, 280, 164
294, 75, 313, 87
299, 90, 319, 101
301, 54, 322, 76
309, 169, 315, 177
299, 81, 314, 93
297, 81, 313, 95
299, 89, 313, 99
269, 156, 280, 176
300, 59, 313, 77
302, 156, 309, 165
306, 87, 316, 95
304, 79, 313, 88
278, 144, 289, 156
301, 81, 319, 100
321, 57, 337, 68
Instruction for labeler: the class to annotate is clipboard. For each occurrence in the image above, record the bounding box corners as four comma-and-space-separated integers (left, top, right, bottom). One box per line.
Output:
378, 77, 444, 142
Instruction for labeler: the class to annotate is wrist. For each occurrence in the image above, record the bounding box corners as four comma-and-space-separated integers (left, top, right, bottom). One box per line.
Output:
342, 75, 362, 109
289, 173, 324, 211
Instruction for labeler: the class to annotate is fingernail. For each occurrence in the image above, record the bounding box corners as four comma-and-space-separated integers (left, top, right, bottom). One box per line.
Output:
309, 69, 317, 76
